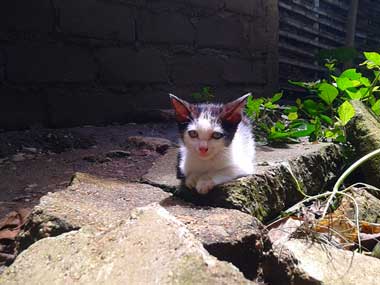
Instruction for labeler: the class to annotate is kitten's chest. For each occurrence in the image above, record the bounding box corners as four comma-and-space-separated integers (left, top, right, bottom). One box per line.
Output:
181, 151, 230, 175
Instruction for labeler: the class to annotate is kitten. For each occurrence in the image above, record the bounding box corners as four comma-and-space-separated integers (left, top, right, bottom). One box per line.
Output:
169, 93, 256, 195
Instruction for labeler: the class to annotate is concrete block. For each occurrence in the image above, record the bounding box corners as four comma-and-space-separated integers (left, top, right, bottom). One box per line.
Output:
55, 0, 135, 41
47, 89, 136, 127
225, 0, 256, 16
97, 48, 167, 83
186, 0, 222, 9
0, 0, 53, 33
223, 58, 266, 84
197, 15, 245, 49
0, 87, 46, 130
170, 54, 224, 85
6, 46, 96, 82
138, 11, 194, 44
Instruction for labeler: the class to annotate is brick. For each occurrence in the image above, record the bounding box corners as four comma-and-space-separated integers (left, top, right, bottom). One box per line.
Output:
225, 0, 256, 16
47, 90, 136, 127
222, 58, 266, 84
55, 0, 135, 41
6, 46, 96, 83
97, 48, 167, 83
0, 87, 46, 130
197, 16, 245, 49
0, 50, 4, 82
138, 11, 194, 44
186, 0, 222, 9
0, 0, 53, 34
170, 54, 224, 85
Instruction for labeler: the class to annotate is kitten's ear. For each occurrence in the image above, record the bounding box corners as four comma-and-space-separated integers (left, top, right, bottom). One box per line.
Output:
221, 93, 251, 124
169, 94, 192, 123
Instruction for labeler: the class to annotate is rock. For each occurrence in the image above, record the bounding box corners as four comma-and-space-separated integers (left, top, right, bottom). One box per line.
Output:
105, 149, 130, 158
126, 136, 172, 154
162, 197, 266, 279
21, 147, 37, 154
143, 147, 180, 190
347, 100, 380, 188
16, 173, 265, 279
144, 143, 347, 221
337, 187, 380, 224
17, 172, 171, 251
11, 153, 25, 162
1, 205, 255, 285
263, 239, 380, 285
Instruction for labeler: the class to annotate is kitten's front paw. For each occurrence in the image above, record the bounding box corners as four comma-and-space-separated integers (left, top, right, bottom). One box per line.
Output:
196, 177, 215, 195
185, 173, 198, 189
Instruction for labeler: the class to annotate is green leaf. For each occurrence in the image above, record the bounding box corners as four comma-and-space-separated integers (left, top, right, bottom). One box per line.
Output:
303, 99, 319, 116
288, 112, 298, 121
335, 135, 347, 143
268, 131, 291, 140
319, 114, 333, 125
289, 123, 316, 138
336, 77, 358, 91
318, 83, 338, 105
275, 121, 285, 130
246, 97, 263, 118
271, 92, 283, 103
372, 99, 380, 115
288, 80, 308, 88
364, 52, 380, 66
345, 87, 369, 100
284, 106, 298, 114
340, 69, 362, 80
324, 130, 336, 138
338, 101, 355, 126
360, 77, 371, 87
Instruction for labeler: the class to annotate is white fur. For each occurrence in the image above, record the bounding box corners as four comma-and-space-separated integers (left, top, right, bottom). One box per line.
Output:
179, 110, 256, 194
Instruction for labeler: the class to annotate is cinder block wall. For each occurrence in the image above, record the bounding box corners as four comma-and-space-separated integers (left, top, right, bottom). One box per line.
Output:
0, 0, 278, 130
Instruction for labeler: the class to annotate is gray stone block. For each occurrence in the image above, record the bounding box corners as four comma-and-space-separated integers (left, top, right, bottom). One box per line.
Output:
97, 47, 167, 83
46, 90, 136, 127
6, 46, 96, 82
55, 0, 135, 41
0, 87, 46, 130
186, 0, 223, 9
223, 58, 266, 84
0, 0, 53, 33
225, 0, 256, 16
138, 11, 194, 44
170, 54, 224, 85
197, 16, 245, 49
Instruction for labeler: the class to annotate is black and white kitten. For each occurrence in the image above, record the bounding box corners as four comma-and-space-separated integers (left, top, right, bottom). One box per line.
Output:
169, 93, 256, 194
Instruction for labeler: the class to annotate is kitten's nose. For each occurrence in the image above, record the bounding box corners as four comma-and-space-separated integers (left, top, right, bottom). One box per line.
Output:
199, 146, 208, 155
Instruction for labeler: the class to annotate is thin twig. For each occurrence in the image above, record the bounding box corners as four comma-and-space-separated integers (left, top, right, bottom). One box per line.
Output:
321, 148, 380, 218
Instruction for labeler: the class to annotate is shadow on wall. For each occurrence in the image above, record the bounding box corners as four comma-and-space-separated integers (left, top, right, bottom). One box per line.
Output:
0, 0, 279, 130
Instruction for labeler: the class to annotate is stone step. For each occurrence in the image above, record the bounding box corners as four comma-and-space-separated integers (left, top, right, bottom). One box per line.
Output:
143, 143, 347, 221
13, 172, 265, 281
1, 205, 257, 285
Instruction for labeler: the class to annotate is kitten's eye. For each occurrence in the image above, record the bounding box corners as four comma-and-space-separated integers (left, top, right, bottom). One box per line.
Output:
188, 130, 198, 138
212, 132, 224, 139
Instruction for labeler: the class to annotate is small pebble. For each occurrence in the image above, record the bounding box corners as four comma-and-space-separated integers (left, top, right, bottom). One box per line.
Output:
12, 153, 26, 162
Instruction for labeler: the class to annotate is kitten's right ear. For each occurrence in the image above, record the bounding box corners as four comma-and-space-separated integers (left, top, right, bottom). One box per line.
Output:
169, 94, 192, 123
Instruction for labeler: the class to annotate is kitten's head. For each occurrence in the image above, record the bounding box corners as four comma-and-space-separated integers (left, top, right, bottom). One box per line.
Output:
169, 93, 251, 160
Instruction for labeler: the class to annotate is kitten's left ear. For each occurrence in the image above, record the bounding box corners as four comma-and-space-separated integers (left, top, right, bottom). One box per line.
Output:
221, 93, 251, 124
169, 93, 193, 123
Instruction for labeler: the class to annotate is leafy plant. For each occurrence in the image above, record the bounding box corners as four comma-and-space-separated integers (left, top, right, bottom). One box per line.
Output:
247, 51, 380, 143
191, 86, 214, 103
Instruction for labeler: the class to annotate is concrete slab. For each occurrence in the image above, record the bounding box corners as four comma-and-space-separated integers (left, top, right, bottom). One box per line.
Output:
143, 143, 347, 221
1, 205, 256, 285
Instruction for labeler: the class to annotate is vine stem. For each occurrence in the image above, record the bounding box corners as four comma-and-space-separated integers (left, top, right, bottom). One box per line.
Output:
321, 148, 380, 218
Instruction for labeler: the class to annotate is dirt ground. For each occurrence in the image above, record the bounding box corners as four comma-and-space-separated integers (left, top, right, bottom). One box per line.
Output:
0, 123, 178, 220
